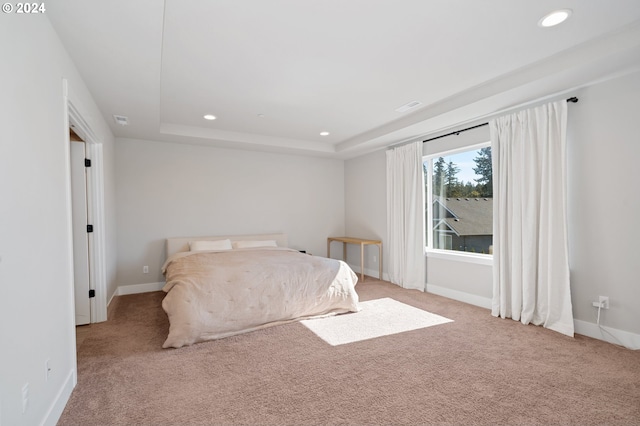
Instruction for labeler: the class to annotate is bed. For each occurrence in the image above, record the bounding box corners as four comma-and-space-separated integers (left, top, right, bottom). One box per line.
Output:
161, 233, 360, 348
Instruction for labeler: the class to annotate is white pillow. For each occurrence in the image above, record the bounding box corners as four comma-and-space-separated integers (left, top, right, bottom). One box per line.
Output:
189, 239, 233, 252
233, 240, 278, 249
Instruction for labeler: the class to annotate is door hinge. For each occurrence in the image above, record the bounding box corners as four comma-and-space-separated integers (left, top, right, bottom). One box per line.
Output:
87, 224, 93, 233
84, 158, 91, 167
89, 289, 95, 298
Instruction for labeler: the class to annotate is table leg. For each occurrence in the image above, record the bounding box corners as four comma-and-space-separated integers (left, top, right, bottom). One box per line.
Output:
342, 242, 347, 261
378, 243, 382, 280
360, 242, 365, 282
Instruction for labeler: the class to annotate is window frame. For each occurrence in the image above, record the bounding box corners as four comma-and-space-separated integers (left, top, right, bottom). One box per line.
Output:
423, 141, 493, 266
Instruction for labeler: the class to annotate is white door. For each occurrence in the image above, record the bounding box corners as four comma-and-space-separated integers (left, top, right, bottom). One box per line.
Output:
70, 141, 91, 325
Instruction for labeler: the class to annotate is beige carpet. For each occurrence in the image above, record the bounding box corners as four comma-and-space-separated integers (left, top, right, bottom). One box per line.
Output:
58, 279, 640, 426
301, 297, 453, 346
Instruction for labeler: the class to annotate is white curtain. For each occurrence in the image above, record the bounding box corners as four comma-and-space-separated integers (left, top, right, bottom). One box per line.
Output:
490, 100, 574, 337
386, 141, 425, 290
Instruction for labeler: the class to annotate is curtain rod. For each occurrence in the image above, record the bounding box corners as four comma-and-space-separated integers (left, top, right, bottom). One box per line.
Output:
422, 96, 579, 144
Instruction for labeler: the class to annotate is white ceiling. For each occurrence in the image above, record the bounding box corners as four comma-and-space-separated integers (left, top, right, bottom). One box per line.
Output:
47, 1, 640, 159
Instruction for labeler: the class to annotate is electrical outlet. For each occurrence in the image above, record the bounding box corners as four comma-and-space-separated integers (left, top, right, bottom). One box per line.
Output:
143, 265, 149, 274
592, 296, 610, 309
599, 296, 609, 309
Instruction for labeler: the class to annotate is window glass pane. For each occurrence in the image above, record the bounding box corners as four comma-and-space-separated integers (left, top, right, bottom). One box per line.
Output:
424, 146, 493, 254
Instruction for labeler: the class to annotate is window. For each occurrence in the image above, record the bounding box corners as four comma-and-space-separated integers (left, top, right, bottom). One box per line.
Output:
424, 144, 493, 255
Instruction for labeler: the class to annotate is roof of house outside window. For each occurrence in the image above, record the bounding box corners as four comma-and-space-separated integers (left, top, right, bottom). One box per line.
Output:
431, 197, 493, 236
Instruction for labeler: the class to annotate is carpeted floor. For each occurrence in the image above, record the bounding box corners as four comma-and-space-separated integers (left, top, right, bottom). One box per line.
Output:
58, 279, 640, 425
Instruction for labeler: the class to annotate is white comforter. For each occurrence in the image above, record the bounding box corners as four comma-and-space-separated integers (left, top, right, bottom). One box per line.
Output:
161, 247, 360, 348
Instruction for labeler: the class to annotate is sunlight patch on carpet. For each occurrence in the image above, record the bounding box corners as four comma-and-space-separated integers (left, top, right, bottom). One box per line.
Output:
301, 297, 453, 346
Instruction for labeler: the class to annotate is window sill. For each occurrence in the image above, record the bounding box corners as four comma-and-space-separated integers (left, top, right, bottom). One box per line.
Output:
425, 248, 493, 266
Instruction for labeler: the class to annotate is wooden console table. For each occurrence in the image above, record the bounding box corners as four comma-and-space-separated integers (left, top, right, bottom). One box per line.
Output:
327, 237, 382, 282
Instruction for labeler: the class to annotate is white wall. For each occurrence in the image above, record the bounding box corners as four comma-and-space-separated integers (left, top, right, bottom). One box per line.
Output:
345, 70, 640, 342
343, 149, 387, 277
567, 71, 640, 337
115, 138, 345, 287
0, 15, 117, 426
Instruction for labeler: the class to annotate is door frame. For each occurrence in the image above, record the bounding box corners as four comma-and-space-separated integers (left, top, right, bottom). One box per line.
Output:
64, 80, 107, 323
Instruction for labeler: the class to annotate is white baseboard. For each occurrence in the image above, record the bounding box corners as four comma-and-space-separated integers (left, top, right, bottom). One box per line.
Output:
116, 281, 165, 296
107, 288, 117, 307
426, 283, 492, 310
42, 369, 75, 426
574, 319, 640, 350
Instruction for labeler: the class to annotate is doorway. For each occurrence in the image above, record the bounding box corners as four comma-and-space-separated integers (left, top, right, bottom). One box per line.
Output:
66, 91, 107, 325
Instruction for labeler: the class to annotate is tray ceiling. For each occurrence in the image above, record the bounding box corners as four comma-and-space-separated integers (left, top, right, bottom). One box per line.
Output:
48, 0, 640, 158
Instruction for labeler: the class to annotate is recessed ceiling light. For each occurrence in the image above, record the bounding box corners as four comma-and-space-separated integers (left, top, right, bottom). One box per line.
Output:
320, 131, 330, 136
203, 114, 216, 120
257, 114, 265, 118
538, 9, 572, 27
